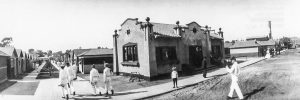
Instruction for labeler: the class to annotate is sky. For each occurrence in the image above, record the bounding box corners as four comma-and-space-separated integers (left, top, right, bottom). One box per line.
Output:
0, 0, 300, 52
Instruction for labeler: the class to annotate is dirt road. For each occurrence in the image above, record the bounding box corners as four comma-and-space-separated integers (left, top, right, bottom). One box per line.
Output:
147, 49, 300, 100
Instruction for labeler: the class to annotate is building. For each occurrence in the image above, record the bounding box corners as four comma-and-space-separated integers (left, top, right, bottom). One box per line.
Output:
77, 49, 113, 74
71, 49, 91, 65
16, 49, 23, 75
113, 18, 225, 80
226, 40, 276, 57
0, 47, 18, 78
0, 50, 9, 83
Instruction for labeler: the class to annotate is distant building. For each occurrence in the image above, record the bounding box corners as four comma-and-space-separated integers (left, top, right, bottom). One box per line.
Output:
226, 40, 276, 57
16, 49, 23, 75
246, 36, 270, 41
0, 47, 18, 78
113, 18, 225, 80
0, 50, 9, 83
71, 49, 91, 66
77, 49, 113, 74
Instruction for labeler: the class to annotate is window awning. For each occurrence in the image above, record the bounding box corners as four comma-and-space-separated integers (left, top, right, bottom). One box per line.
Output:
123, 42, 137, 46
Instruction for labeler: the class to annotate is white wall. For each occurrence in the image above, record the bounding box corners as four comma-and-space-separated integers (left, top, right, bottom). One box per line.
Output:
231, 47, 258, 54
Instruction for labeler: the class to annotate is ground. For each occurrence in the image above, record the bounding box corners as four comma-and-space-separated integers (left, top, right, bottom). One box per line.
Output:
146, 49, 300, 100
77, 71, 194, 92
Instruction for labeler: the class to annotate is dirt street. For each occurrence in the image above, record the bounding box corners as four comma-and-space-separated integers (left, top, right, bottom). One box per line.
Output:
147, 49, 300, 100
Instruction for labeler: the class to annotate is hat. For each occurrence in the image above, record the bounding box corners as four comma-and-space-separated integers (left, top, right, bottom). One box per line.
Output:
172, 67, 176, 70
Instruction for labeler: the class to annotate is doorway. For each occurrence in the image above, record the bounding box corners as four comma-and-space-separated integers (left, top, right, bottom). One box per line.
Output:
189, 45, 203, 68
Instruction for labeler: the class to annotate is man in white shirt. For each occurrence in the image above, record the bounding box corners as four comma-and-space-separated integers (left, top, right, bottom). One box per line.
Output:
225, 57, 244, 100
90, 64, 102, 96
58, 65, 70, 99
66, 62, 77, 95
103, 63, 114, 97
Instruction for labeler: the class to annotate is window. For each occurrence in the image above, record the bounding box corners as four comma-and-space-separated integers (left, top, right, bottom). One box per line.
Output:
123, 44, 138, 62
126, 29, 130, 35
192, 27, 197, 33
156, 46, 178, 64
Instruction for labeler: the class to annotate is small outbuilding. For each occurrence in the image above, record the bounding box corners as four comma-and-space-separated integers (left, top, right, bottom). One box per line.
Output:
78, 49, 113, 74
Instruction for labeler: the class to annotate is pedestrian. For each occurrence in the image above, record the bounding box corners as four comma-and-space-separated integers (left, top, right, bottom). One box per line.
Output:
225, 57, 244, 100
202, 57, 208, 78
171, 66, 178, 88
103, 63, 114, 97
58, 64, 70, 99
90, 64, 102, 96
66, 62, 76, 95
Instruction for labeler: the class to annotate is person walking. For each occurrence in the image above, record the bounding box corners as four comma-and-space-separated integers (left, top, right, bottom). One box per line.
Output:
171, 66, 178, 88
103, 63, 114, 97
66, 62, 76, 95
58, 65, 70, 99
225, 57, 244, 100
90, 64, 102, 96
202, 57, 208, 78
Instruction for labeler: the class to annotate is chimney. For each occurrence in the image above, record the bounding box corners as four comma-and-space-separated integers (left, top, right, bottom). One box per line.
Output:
268, 21, 272, 39
218, 28, 223, 38
175, 21, 181, 35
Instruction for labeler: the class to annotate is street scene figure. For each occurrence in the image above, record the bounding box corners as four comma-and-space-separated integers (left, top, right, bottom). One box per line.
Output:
103, 63, 114, 97
58, 64, 70, 99
89, 64, 102, 96
202, 57, 208, 78
171, 66, 178, 88
265, 48, 271, 58
225, 57, 244, 100
66, 62, 76, 95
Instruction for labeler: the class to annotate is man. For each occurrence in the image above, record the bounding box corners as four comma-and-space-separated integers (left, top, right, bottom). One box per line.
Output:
58, 64, 70, 99
103, 63, 114, 97
225, 57, 244, 100
202, 57, 208, 78
66, 62, 77, 95
90, 64, 102, 96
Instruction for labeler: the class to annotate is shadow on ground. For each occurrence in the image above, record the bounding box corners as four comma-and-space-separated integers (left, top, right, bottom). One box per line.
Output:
0, 80, 17, 93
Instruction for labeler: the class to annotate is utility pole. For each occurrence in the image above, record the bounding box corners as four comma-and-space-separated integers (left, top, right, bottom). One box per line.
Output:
113, 30, 119, 75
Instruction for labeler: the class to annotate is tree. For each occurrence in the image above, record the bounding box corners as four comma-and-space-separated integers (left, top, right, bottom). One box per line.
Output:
0, 37, 13, 47
36, 50, 44, 57
47, 50, 53, 57
28, 49, 35, 53
279, 37, 292, 49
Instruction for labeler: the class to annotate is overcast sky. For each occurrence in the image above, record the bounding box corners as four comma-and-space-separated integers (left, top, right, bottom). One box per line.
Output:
0, 0, 300, 52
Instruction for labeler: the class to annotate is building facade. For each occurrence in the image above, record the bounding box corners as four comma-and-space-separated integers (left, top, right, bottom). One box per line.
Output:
113, 18, 225, 80
0, 47, 18, 78
0, 51, 9, 83
77, 49, 113, 74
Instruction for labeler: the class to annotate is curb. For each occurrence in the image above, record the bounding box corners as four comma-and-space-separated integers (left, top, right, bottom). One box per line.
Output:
136, 57, 267, 100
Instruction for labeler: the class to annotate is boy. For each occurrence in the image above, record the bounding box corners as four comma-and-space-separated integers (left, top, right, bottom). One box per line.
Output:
58, 65, 70, 99
225, 57, 244, 100
66, 63, 76, 95
171, 66, 178, 88
202, 57, 208, 78
103, 63, 114, 97
90, 64, 102, 96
